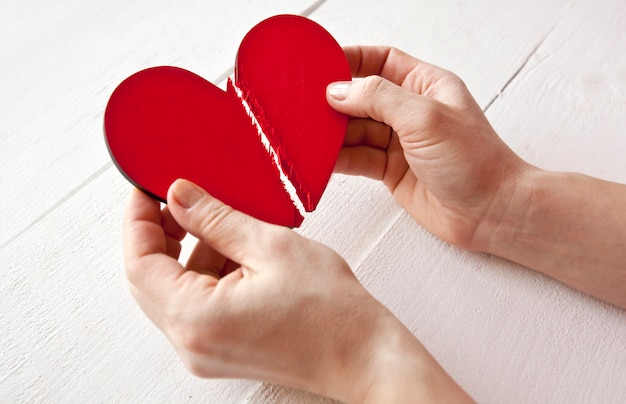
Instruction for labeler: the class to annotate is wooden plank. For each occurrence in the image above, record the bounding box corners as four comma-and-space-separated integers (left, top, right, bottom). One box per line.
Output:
486, 0, 626, 183
0, 0, 319, 248
310, 0, 570, 107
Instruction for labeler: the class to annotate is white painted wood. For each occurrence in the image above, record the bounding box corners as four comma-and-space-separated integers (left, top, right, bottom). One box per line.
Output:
487, 0, 626, 183
310, 0, 569, 108
2, 0, 626, 403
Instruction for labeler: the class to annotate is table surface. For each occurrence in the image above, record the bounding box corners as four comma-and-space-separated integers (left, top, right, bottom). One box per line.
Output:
2, 1, 625, 402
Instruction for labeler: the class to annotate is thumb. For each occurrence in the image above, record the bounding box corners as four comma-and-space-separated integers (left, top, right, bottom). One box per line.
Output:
166, 179, 288, 269
327, 76, 427, 130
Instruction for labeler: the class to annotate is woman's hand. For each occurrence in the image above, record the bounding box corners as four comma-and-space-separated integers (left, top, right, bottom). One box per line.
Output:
124, 179, 472, 402
327, 46, 531, 250
328, 46, 626, 309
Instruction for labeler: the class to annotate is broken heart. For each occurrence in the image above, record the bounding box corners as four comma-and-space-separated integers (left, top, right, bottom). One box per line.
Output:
104, 15, 350, 227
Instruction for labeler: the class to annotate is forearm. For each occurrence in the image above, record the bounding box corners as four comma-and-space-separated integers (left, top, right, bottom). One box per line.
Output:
477, 168, 626, 308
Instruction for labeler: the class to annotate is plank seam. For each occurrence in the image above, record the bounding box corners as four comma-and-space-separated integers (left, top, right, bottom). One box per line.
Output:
483, 24, 558, 113
300, 0, 328, 17
352, 209, 405, 270
0, 162, 114, 250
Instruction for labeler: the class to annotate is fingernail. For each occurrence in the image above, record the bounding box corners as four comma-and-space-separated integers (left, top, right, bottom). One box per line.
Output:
327, 81, 352, 101
171, 179, 204, 209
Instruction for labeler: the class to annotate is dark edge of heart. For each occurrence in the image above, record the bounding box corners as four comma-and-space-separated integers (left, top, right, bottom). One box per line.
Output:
102, 119, 167, 204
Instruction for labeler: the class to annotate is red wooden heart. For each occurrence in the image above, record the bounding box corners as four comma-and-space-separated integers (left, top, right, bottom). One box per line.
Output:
104, 15, 350, 227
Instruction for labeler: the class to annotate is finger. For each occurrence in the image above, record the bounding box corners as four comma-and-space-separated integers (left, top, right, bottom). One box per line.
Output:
342, 46, 471, 106
167, 179, 294, 270
185, 241, 228, 279
344, 118, 392, 149
124, 188, 169, 263
334, 147, 387, 180
327, 75, 432, 131
161, 205, 186, 241
124, 188, 208, 297
161, 205, 186, 258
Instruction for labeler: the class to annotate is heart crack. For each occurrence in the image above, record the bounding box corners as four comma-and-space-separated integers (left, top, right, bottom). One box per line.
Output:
229, 77, 307, 218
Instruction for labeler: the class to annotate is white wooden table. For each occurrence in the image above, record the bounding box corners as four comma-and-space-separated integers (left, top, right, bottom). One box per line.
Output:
2, 1, 625, 402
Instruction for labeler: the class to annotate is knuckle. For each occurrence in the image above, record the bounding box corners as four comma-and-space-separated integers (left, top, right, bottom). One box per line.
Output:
358, 75, 399, 122
181, 356, 209, 378
175, 327, 206, 355
167, 318, 225, 378
168, 318, 217, 356
360, 75, 389, 97
352, 147, 384, 180
302, 237, 353, 276
178, 349, 217, 378
263, 226, 297, 255
388, 46, 403, 58
124, 257, 141, 286
196, 200, 236, 237
419, 102, 448, 129
442, 69, 466, 88
440, 70, 469, 97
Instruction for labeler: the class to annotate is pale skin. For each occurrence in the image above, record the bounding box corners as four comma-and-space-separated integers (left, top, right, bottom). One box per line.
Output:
327, 46, 626, 309
124, 46, 626, 402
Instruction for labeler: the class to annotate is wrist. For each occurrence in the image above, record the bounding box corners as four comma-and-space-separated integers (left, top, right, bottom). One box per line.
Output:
469, 168, 626, 308
324, 305, 472, 403
469, 162, 542, 254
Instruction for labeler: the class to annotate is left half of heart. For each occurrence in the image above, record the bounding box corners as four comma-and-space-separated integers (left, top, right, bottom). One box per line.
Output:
105, 66, 311, 226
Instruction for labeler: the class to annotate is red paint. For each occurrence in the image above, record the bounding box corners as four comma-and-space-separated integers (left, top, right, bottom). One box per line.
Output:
104, 15, 350, 227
